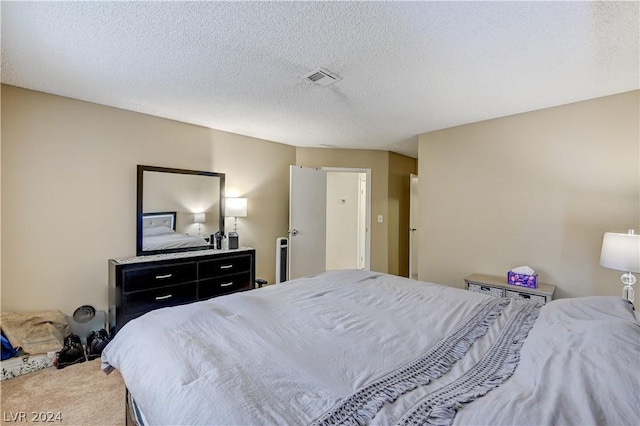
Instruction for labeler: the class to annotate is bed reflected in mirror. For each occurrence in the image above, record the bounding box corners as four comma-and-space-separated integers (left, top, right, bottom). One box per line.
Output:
137, 165, 225, 256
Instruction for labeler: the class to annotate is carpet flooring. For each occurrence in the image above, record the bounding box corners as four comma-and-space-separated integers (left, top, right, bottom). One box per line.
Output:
1, 359, 125, 425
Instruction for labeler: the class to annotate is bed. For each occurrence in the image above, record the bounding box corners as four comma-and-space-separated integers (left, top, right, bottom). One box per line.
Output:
142, 212, 209, 251
101, 269, 640, 425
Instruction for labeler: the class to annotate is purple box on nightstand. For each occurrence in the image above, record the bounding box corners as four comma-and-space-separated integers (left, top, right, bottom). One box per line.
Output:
507, 271, 538, 288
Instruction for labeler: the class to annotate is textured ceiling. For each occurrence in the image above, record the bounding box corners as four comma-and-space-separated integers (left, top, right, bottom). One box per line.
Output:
2, 1, 639, 158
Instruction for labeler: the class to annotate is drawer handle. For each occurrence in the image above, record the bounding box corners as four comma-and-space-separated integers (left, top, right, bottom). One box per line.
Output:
480, 286, 490, 291
155, 294, 173, 301
220, 265, 233, 270
156, 274, 173, 279
220, 282, 234, 287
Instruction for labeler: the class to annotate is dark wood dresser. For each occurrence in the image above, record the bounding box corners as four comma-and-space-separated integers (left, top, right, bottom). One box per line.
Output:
108, 248, 255, 334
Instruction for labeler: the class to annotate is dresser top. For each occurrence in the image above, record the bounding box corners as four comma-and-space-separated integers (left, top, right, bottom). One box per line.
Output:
111, 247, 254, 265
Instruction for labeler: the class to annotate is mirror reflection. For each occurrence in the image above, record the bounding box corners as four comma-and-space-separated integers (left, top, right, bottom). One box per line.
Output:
137, 166, 225, 256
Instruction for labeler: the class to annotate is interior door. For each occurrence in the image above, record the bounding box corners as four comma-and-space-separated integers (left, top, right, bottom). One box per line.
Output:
409, 174, 419, 280
289, 166, 327, 280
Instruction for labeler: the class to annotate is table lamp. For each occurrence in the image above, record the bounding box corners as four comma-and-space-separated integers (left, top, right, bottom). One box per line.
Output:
600, 229, 640, 303
193, 212, 205, 236
225, 198, 247, 249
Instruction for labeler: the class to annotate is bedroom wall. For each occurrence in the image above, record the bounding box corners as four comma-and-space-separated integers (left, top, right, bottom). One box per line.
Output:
1, 84, 295, 315
418, 90, 640, 299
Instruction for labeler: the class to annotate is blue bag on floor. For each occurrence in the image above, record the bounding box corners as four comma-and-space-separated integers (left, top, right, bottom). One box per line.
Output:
1, 334, 18, 360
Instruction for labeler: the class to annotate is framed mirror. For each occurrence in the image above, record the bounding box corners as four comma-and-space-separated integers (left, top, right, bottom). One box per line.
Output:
137, 165, 225, 256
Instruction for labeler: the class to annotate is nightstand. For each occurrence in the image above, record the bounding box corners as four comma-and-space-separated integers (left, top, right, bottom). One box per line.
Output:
464, 273, 556, 304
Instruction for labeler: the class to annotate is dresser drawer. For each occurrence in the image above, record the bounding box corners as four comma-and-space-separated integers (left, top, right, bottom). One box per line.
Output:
468, 283, 504, 298
199, 272, 252, 299
464, 274, 556, 305
124, 282, 197, 315
199, 255, 252, 279
505, 289, 547, 304
123, 262, 197, 292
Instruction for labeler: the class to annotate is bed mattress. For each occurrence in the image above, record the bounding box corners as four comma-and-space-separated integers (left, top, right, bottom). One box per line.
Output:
102, 269, 640, 425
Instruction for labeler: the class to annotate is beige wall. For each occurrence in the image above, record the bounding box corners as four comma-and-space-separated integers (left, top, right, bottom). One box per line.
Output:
1, 85, 417, 315
1, 85, 295, 314
418, 90, 640, 299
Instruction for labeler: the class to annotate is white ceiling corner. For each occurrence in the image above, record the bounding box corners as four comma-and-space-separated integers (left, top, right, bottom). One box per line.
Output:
1, 1, 638, 158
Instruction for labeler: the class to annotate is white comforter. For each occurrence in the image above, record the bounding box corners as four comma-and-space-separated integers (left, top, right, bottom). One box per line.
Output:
102, 270, 640, 425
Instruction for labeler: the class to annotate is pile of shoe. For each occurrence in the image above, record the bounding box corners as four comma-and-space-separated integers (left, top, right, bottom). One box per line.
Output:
53, 329, 110, 369
53, 334, 85, 369
86, 329, 110, 361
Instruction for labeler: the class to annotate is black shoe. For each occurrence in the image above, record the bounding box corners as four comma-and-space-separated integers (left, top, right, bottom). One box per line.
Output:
54, 333, 86, 369
86, 329, 110, 361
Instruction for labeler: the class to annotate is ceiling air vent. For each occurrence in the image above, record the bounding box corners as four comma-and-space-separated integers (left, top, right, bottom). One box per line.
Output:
301, 68, 342, 87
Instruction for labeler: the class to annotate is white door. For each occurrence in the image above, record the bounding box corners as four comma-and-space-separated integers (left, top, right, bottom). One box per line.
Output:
409, 174, 419, 280
289, 166, 327, 280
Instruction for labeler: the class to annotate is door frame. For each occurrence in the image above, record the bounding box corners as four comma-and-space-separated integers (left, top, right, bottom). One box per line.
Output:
323, 167, 372, 271
409, 173, 419, 280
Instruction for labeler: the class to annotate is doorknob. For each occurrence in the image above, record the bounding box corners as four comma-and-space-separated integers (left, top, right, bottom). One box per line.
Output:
289, 229, 299, 236
409, 228, 417, 232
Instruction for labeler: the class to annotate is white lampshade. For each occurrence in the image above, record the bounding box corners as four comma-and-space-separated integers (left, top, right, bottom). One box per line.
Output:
225, 198, 247, 218
600, 231, 640, 273
193, 212, 206, 224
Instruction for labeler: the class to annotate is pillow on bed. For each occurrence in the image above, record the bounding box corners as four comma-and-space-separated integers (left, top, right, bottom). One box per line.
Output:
143, 225, 174, 236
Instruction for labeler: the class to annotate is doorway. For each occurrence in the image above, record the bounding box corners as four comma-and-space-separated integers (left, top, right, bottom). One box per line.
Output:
409, 174, 419, 280
325, 170, 369, 271
288, 166, 371, 280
